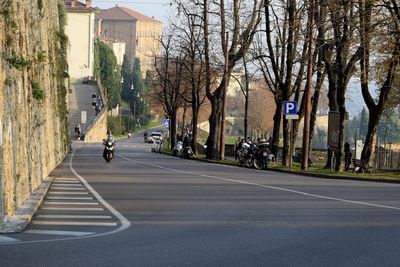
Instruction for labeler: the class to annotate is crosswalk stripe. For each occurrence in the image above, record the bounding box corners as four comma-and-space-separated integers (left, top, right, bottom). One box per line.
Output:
51, 184, 82, 187
32, 221, 118, 227
0, 236, 20, 242
54, 178, 78, 180
41, 207, 104, 211
24, 230, 95, 237
48, 192, 89, 195
50, 187, 85, 190
36, 215, 112, 219
46, 197, 93, 200
53, 181, 80, 184
55, 178, 78, 182
44, 201, 99, 205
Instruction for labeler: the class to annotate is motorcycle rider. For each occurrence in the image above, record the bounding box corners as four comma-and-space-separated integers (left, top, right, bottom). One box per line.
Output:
103, 131, 116, 160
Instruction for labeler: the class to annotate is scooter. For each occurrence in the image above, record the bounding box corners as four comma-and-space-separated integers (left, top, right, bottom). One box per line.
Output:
103, 139, 116, 162
151, 140, 162, 154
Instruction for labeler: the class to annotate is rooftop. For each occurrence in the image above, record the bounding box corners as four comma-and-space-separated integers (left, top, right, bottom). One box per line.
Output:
99, 6, 161, 24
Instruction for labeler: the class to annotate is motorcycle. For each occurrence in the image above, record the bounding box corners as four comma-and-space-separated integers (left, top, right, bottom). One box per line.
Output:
103, 139, 116, 162
252, 141, 273, 170
172, 141, 183, 157
181, 145, 194, 159
238, 141, 257, 168
127, 132, 132, 139
238, 140, 272, 169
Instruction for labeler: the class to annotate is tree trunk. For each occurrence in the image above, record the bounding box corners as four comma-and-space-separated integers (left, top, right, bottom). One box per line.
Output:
272, 96, 283, 158
361, 110, 381, 163
244, 92, 249, 140
170, 112, 177, 151
191, 101, 199, 154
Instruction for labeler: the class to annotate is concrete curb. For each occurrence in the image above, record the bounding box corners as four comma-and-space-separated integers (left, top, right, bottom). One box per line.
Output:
0, 177, 54, 233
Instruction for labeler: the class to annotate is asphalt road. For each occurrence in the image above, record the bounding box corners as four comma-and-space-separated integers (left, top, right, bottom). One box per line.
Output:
2, 134, 400, 266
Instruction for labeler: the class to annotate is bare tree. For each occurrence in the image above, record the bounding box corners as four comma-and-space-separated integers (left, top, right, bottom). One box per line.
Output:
153, 34, 185, 149
320, 0, 363, 171
255, 0, 309, 165
359, 0, 400, 163
200, 0, 262, 160
172, 1, 209, 153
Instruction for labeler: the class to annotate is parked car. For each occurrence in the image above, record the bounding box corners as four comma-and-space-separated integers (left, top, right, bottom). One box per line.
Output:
148, 132, 163, 143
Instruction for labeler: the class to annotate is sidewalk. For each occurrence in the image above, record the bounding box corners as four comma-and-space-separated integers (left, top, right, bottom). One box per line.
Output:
69, 80, 102, 138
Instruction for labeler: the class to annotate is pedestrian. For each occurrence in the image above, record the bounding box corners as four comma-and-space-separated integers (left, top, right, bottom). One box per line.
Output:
344, 142, 352, 171
235, 136, 241, 161
74, 124, 81, 140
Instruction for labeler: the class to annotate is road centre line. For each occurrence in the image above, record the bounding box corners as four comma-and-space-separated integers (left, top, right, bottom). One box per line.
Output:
44, 201, 99, 205
32, 221, 118, 227
36, 215, 112, 219
118, 154, 400, 212
24, 230, 95, 237
41, 207, 104, 211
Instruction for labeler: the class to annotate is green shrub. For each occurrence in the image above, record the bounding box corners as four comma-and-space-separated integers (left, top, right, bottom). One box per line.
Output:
7, 52, 30, 70
32, 82, 44, 100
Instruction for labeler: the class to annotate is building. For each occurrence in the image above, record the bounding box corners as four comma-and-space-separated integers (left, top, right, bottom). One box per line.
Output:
99, 37, 126, 65
99, 6, 162, 76
65, 0, 97, 80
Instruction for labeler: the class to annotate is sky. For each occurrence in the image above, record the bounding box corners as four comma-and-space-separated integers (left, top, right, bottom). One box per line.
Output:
93, 0, 173, 25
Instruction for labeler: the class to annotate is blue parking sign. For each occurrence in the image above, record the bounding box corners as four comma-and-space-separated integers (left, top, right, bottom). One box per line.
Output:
283, 101, 297, 115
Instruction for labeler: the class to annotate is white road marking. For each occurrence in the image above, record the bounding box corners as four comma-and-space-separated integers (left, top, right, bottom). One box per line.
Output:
0, 236, 20, 243
48, 192, 89, 195
24, 230, 95, 237
54, 178, 78, 180
32, 221, 118, 227
41, 207, 104, 211
36, 215, 112, 219
50, 187, 85, 190
51, 184, 82, 187
53, 181, 80, 184
44, 201, 99, 205
119, 154, 400, 212
55, 178, 78, 182
46, 197, 93, 200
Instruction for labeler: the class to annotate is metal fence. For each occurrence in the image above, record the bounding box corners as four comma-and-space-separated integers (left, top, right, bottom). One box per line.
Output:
375, 149, 400, 170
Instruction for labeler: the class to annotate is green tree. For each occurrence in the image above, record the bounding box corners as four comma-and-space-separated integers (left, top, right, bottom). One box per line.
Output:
94, 40, 121, 109
129, 58, 147, 123
121, 55, 132, 103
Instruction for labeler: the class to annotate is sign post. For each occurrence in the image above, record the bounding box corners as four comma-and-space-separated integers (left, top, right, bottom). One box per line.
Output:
283, 101, 298, 170
81, 111, 87, 124
328, 111, 340, 170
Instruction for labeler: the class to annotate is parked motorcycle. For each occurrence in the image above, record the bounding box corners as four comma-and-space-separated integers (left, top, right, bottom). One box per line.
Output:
238, 141, 257, 168
103, 139, 116, 162
181, 145, 194, 159
253, 141, 273, 170
238, 140, 272, 169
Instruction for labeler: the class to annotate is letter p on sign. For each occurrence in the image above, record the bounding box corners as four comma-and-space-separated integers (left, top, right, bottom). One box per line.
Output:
283, 101, 297, 115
